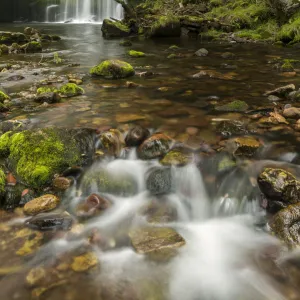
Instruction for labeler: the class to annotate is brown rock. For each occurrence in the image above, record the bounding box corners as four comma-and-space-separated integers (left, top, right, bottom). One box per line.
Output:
52, 177, 72, 190
283, 107, 300, 118
24, 194, 60, 215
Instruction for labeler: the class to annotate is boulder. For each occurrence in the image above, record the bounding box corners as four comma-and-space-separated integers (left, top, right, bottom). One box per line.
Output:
258, 168, 300, 213
90, 60, 135, 79
160, 147, 193, 167
34, 92, 61, 104
0, 31, 27, 44
0, 128, 96, 188
98, 129, 124, 157
20, 41, 42, 53
129, 226, 185, 261
24, 194, 60, 215
195, 48, 208, 57
125, 125, 150, 147
138, 133, 172, 160
147, 16, 181, 38
146, 167, 173, 195
101, 19, 130, 38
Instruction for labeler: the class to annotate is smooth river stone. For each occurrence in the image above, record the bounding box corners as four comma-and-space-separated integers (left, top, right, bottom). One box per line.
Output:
24, 194, 60, 215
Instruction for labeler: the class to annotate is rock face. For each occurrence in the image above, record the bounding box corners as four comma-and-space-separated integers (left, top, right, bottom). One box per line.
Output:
138, 133, 172, 160
101, 19, 130, 38
146, 167, 173, 195
129, 226, 185, 261
0, 128, 96, 188
258, 168, 300, 213
90, 60, 135, 79
125, 125, 150, 147
24, 194, 60, 215
147, 16, 181, 38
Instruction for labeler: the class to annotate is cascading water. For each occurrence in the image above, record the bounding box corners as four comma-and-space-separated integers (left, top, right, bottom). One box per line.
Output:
45, 0, 123, 23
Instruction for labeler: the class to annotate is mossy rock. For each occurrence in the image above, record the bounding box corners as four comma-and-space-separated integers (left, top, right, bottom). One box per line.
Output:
0, 90, 9, 103
128, 50, 145, 57
120, 40, 132, 46
99, 129, 124, 157
129, 226, 185, 261
147, 16, 181, 38
36, 86, 57, 95
20, 41, 42, 53
228, 136, 261, 158
0, 128, 95, 188
258, 168, 300, 212
58, 83, 84, 98
0, 102, 9, 112
160, 148, 193, 167
90, 60, 135, 79
0, 44, 9, 54
81, 168, 138, 196
215, 100, 249, 112
101, 19, 130, 38
0, 31, 27, 44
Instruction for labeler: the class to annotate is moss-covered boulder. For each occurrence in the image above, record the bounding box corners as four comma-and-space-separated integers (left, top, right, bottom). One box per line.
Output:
0, 128, 96, 188
128, 50, 145, 57
101, 19, 130, 38
129, 226, 185, 261
147, 16, 181, 38
160, 148, 193, 167
90, 60, 135, 79
58, 83, 84, 98
258, 168, 300, 213
24, 194, 60, 215
138, 133, 173, 160
0, 31, 27, 44
81, 167, 138, 196
0, 90, 9, 103
20, 41, 42, 53
215, 100, 249, 112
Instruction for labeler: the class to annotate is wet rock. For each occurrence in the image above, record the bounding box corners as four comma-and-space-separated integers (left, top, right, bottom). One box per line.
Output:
227, 136, 262, 158
3, 184, 26, 210
25, 212, 73, 231
101, 19, 130, 38
24, 27, 39, 36
216, 120, 248, 137
34, 92, 61, 104
129, 226, 185, 261
295, 119, 300, 131
20, 189, 35, 206
288, 90, 300, 101
221, 52, 235, 59
258, 111, 289, 125
61, 166, 84, 181
283, 107, 300, 118
81, 168, 138, 196
192, 70, 234, 80
90, 60, 135, 79
146, 167, 173, 195
0, 103, 9, 112
125, 125, 150, 147
147, 16, 181, 38
120, 40, 132, 47
268, 95, 281, 102
160, 147, 193, 167
264, 84, 295, 97
268, 202, 300, 249
7, 75, 24, 81
128, 50, 145, 57
23, 194, 60, 215
138, 133, 173, 160
125, 81, 140, 88
58, 83, 84, 98
52, 176, 72, 191
0, 31, 27, 44
76, 193, 111, 218
99, 129, 124, 157
20, 41, 42, 53
71, 252, 99, 272
195, 48, 208, 57
258, 168, 300, 213
215, 100, 249, 112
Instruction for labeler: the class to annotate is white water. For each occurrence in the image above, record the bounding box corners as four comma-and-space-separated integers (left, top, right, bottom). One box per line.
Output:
45, 0, 123, 23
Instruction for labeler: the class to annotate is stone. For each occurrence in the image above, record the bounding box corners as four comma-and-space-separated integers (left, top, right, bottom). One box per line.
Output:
128, 50, 145, 57
215, 100, 249, 112
295, 119, 300, 131
25, 212, 73, 231
268, 95, 281, 102
101, 19, 130, 38
283, 107, 300, 118
147, 16, 181, 38
52, 176, 72, 190
221, 52, 235, 59
160, 148, 193, 167
125, 125, 150, 147
258, 168, 300, 213
120, 40, 132, 47
192, 70, 234, 80
116, 113, 145, 123
146, 167, 173, 195
71, 252, 99, 272
264, 84, 295, 97
138, 133, 173, 160
90, 60, 135, 79
98, 129, 124, 157
20, 41, 42, 53
258, 112, 289, 125
23, 194, 60, 215
227, 136, 261, 158
195, 48, 208, 57
216, 120, 248, 137
34, 92, 61, 104
129, 226, 185, 261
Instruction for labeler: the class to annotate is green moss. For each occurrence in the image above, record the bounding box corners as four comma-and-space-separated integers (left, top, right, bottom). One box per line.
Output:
0, 102, 9, 112
215, 100, 249, 112
277, 12, 300, 43
120, 40, 132, 46
36, 86, 57, 95
21, 41, 42, 53
1, 129, 81, 188
236, 30, 262, 40
169, 45, 179, 50
167, 54, 177, 59
0, 168, 5, 193
128, 50, 145, 57
0, 91, 9, 103
58, 83, 84, 97
90, 60, 135, 79
281, 59, 295, 71
0, 44, 9, 54
105, 19, 130, 32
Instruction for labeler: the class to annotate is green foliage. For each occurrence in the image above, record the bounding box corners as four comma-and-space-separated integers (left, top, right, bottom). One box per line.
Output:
0, 91, 9, 103
277, 12, 300, 43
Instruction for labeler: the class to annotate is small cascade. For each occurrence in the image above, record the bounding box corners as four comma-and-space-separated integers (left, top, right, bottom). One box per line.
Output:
45, 0, 123, 23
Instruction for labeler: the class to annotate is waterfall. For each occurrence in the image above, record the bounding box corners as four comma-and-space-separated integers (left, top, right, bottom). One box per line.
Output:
46, 0, 123, 23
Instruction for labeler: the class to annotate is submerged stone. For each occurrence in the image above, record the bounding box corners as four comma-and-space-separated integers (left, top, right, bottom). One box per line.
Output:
227, 136, 262, 158
90, 60, 135, 79
264, 84, 295, 97
101, 19, 130, 38
138, 133, 173, 160
24, 194, 60, 215
215, 100, 249, 112
258, 168, 300, 213
146, 167, 173, 195
129, 226, 185, 261
120, 40, 132, 46
71, 252, 99, 272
